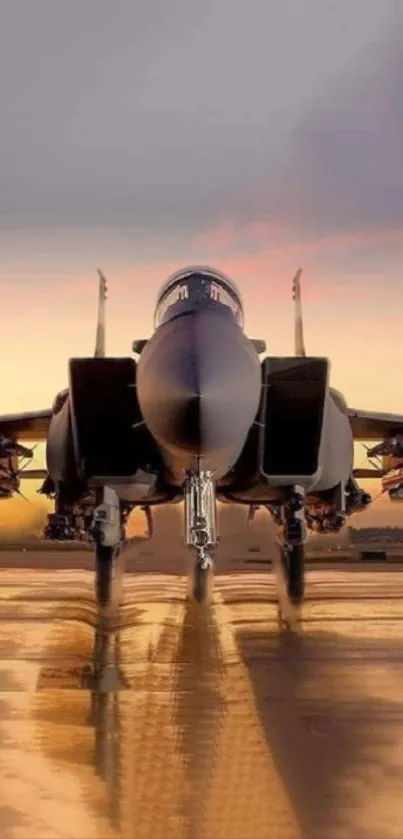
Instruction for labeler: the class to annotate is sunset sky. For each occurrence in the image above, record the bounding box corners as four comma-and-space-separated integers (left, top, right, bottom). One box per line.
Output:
1, 1, 403, 527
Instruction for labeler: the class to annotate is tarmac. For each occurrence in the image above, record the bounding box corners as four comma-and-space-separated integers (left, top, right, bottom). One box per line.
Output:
1, 541, 403, 839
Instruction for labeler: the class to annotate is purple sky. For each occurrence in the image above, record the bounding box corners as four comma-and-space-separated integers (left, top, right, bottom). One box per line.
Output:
1, 1, 402, 524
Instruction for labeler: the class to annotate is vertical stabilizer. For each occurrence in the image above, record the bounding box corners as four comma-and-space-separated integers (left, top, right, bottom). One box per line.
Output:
291, 268, 306, 357
94, 270, 107, 358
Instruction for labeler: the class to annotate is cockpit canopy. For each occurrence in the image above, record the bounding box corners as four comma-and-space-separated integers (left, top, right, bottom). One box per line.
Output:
154, 266, 244, 329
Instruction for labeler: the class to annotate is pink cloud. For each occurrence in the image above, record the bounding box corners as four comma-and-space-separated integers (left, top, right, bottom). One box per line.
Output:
243, 218, 279, 240
193, 218, 403, 257
193, 222, 237, 251
187, 219, 403, 304
113, 251, 342, 308
78, 220, 401, 312
297, 226, 403, 256
69, 278, 96, 295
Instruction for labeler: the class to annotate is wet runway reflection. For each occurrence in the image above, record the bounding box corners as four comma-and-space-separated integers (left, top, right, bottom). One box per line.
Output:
85, 610, 127, 831
2, 552, 403, 838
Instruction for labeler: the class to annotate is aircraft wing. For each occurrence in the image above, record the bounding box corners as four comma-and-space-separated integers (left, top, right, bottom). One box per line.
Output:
353, 467, 385, 479
21, 469, 48, 479
3, 404, 403, 444
0, 409, 52, 441
348, 408, 403, 441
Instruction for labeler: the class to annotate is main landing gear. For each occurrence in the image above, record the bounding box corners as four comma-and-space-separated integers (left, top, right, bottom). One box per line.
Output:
184, 469, 217, 603
87, 486, 126, 731
90, 486, 125, 607
272, 486, 307, 628
280, 487, 307, 605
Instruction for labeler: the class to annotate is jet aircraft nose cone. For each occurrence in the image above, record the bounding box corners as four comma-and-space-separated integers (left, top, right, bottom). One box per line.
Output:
136, 308, 261, 470
174, 393, 202, 450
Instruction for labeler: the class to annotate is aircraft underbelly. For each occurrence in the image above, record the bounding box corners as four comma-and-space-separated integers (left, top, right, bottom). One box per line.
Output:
157, 438, 244, 482
105, 470, 158, 503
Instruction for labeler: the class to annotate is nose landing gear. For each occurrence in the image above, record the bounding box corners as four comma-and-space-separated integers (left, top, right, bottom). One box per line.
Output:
184, 469, 217, 603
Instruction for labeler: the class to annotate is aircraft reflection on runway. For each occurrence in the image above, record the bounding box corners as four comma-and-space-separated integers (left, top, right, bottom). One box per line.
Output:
82, 547, 128, 833
77, 528, 302, 836
80, 566, 301, 839
85, 618, 126, 831
83, 575, 223, 838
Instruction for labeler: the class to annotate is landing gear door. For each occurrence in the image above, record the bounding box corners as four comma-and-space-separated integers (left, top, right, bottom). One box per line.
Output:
261, 356, 329, 486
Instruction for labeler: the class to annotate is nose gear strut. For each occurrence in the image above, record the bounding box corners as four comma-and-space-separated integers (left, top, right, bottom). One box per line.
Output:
184, 469, 217, 603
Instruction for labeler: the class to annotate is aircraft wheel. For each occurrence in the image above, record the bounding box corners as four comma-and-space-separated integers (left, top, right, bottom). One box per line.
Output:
190, 553, 213, 604
95, 545, 114, 606
281, 543, 305, 605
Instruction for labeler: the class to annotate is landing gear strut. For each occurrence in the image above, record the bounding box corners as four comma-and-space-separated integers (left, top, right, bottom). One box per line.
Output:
88, 484, 126, 763
274, 486, 307, 626
184, 469, 217, 603
90, 486, 124, 607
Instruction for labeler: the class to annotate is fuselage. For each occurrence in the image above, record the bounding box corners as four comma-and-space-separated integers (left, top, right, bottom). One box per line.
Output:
136, 271, 262, 481
45, 266, 355, 507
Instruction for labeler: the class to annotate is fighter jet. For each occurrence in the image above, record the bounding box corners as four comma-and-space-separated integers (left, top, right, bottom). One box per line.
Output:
1, 265, 403, 611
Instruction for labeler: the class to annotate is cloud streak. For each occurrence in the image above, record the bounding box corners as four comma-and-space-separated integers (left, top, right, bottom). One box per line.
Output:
279, 19, 403, 238
188, 219, 403, 304
0, 0, 397, 236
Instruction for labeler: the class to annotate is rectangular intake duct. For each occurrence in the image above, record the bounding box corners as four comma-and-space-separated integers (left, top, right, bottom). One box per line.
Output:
261, 356, 329, 486
69, 357, 141, 480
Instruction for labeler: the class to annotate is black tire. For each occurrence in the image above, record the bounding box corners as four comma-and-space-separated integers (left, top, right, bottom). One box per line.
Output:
95, 544, 114, 606
190, 558, 212, 604
193, 564, 207, 603
282, 543, 305, 605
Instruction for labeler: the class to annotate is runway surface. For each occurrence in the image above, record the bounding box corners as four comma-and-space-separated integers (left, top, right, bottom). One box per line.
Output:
1, 545, 403, 839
